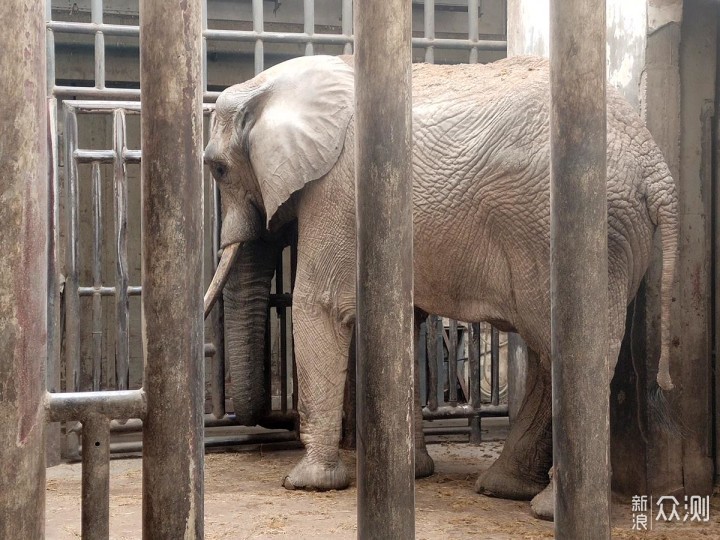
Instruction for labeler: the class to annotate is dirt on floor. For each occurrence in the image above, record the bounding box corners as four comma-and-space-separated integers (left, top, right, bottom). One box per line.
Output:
46, 440, 720, 539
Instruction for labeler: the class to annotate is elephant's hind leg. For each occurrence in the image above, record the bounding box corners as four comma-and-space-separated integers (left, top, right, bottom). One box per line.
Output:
475, 348, 552, 500
283, 288, 353, 491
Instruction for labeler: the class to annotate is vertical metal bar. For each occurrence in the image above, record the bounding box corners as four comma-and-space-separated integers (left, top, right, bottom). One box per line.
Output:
418, 321, 427, 405
341, 0, 353, 55
435, 317, 444, 407
468, 323, 482, 444
140, 0, 204, 536
201, 0, 208, 94
48, 98, 60, 394
252, 0, 264, 75
211, 164, 226, 419
304, 0, 314, 56
92, 0, 105, 89
490, 326, 500, 406
424, 0, 435, 63
0, 0, 48, 533
355, 0, 415, 535
426, 314, 438, 411
46, 0, 55, 93
277, 250, 288, 413
290, 239, 299, 413
468, 0, 479, 63
91, 162, 103, 391
81, 414, 110, 540
550, 0, 609, 536
65, 105, 81, 393
113, 109, 130, 391
448, 319, 458, 405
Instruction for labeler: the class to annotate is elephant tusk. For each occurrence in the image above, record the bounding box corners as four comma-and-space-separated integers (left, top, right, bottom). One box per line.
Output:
204, 242, 241, 319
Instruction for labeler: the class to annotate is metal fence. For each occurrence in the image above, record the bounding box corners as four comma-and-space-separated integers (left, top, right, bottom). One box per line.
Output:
47, 0, 509, 457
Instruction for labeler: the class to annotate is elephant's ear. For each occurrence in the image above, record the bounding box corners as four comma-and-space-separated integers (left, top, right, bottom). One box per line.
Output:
249, 55, 355, 228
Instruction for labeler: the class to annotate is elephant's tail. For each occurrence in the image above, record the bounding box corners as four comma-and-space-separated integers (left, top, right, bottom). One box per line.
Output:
645, 157, 679, 392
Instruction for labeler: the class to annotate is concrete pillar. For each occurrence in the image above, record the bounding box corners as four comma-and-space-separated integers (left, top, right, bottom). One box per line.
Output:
354, 0, 415, 537
549, 0, 610, 537
0, 0, 48, 537
0, 0, 49, 538
140, 0, 204, 537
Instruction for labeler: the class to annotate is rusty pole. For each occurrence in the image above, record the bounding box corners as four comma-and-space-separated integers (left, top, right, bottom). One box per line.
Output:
549, 0, 610, 537
140, 0, 204, 537
354, 0, 415, 538
0, 0, 48, 537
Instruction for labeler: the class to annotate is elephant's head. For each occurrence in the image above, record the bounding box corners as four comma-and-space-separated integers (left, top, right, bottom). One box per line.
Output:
202, 56, 354, 425
204, 55, 355, 314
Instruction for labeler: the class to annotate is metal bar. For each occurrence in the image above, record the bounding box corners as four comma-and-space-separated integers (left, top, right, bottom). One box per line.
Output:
92, 162, 103, 391
550, 0, 609, 535
46, 0, 55, 92
210, 172, 226, 419
140, 0, 204, 535
291, 239, 299, 413
252, 0, 264, 74
46, 21, 506, 51
468, 323, 482, 444
422, 404, 508, 420
47, 390, 147, 423
426, 315, 439, 411
113, 109, 130, 391
110, 431, 300, 455
435, 317, 445, 407
277, 250, 288, 413
304, 0, 314, 56
424, 0, 435, 63
64, 104, 81, 393
468, 0, 479, 63
355, 0, 415, 536
79, 285, 142, 296
448, 319, 458, 405
91, 0, 105, 89
201, 0, 208, 93
491, 326, 500, 406
81, 414, 110, 540
48, 98, 60, 394
341, 0, 353, 55
0, 0, 48, 532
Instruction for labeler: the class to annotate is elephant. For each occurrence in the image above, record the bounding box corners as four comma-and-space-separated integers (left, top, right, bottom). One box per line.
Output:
203, 54, 678, 517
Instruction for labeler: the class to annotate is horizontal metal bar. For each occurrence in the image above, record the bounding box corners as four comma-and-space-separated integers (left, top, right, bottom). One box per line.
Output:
78, 285, 141, 296
109, 431, 300, 455
269, 293, 293, 308
48, 21, 139, 37
49, 21, 506, 51
74, 149, 141, 163
46, 390, 146, 422
110, 410, 296, 434
422, 403, 508, 420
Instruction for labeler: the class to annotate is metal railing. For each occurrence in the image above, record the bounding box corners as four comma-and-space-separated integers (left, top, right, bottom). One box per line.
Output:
47, 1, 509, 458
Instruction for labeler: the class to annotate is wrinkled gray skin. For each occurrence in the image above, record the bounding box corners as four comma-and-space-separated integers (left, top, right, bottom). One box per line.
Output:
204, 55, 678, 518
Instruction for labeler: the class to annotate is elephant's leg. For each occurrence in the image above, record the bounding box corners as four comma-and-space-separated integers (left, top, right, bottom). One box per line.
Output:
283, 289, 353, 491
414, 310, 434, 478
475, 347, 552, 500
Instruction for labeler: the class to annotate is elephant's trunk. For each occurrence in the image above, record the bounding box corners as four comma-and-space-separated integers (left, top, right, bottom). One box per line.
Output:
222, 240, 280, 425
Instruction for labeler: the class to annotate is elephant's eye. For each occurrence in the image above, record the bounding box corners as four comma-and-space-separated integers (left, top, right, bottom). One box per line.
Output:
209, 161, 228, 182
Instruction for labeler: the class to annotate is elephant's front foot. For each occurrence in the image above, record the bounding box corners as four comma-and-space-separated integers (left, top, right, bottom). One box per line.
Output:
475, 459, 548, 500
415, 447, 435, 479
283, 455, 349, 491
530, 474, 554, 521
